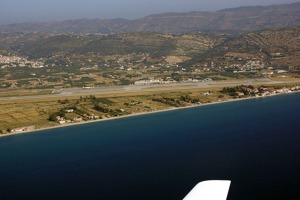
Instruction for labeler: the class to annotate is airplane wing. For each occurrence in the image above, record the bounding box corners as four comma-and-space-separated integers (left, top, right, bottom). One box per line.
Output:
183, 180, 231, 200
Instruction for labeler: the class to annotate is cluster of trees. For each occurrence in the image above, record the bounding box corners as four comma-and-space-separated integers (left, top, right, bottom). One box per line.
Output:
153, 95, 201, 107
49, 94, 125, 122
180, 95, 199, 103
48, 111, 65, 121
93, 104, 110, 113
93, 104, 125, 116
92, 97, 115, 113
0, 82, 11, 88
124, 101, 142, 106
152, 97, 183, 107
221, 85, 255, 96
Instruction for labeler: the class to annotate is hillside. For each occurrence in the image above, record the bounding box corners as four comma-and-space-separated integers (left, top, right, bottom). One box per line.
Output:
185, 27, 300, 69
121, 3, 300, 34
1, 27, 300, 69
0, 18, 129, 34
1, 3, 300, 34
6, 32, 220, 60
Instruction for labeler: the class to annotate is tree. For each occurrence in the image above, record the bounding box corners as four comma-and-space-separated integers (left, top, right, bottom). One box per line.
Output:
94, 104, 109, 113
48, 113, 58, 121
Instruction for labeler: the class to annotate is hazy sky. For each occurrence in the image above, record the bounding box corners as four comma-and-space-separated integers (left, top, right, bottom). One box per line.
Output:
0, 0, 299, 24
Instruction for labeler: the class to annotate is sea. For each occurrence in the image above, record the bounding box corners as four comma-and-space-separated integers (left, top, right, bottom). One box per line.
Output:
0, 93, 299, 200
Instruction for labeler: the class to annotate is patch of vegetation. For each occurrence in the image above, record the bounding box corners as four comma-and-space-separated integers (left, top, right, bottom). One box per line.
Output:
221, 85, 253, 96
48, 111, 65, 121
93, 104, 110, 113
93, 98, 115, 105
80, 77, 96, 82
152, 97, 184, 107
180, 95, 200, 103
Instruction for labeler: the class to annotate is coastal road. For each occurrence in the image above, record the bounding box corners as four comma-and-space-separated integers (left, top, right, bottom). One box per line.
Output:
1, 78, 300, 101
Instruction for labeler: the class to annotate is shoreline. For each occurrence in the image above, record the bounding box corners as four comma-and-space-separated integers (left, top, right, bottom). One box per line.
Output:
1, 91, 299, 138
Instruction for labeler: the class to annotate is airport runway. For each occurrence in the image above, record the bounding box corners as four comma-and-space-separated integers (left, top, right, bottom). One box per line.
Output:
1, 78, 299, 101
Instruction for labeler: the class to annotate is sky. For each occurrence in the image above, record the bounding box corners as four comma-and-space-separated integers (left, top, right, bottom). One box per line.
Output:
0, 0, 299, 24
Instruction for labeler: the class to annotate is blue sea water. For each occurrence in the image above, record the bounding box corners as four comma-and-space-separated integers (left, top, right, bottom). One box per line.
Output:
0, 93, 300, 200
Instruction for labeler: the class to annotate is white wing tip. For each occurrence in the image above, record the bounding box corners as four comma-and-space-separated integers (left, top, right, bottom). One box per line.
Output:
183, 180, 231, 200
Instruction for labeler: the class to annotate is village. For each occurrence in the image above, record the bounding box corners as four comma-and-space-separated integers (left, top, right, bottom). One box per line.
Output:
221, 85, 299, 97
0, 54, 45, 69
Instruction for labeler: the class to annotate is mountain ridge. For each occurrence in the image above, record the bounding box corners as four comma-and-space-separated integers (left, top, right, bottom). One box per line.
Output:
1, 2, 300, 34
1, 27, 300, 69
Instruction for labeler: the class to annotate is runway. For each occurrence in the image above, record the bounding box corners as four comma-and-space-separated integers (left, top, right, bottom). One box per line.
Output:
1, 78, 299, 101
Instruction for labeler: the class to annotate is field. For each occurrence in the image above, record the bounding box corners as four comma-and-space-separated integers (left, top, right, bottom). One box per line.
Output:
0, 87, 229, 131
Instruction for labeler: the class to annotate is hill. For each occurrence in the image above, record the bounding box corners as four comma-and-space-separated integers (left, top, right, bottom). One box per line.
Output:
1, 3, 300, 34
121, 3, 300, 34
185, 27, 300, 69
6, 32, 220, 60
1, 27, 300, 69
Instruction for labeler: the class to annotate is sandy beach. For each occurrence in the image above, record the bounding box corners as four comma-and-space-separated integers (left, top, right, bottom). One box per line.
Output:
0, 91, 299, 138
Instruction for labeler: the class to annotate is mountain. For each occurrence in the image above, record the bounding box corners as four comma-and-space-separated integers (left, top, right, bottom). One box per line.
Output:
4, 32, 220, 60
0, 18, 129, 34
133, 3, 300, 34
1, 3, 300, 34
2, 27, 300, 69
184, 27, 300, 68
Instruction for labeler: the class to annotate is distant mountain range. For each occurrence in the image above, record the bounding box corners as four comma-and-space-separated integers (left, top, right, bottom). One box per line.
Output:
0, 32, 220, 59
1, 2, 300, 34
1, 27, 300, 69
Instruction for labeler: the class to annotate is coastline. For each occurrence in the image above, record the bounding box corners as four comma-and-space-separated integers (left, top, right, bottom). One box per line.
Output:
1, 91, 299, 138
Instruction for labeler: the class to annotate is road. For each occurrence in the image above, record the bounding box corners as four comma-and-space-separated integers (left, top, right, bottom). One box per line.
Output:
1, 78, 299, 101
